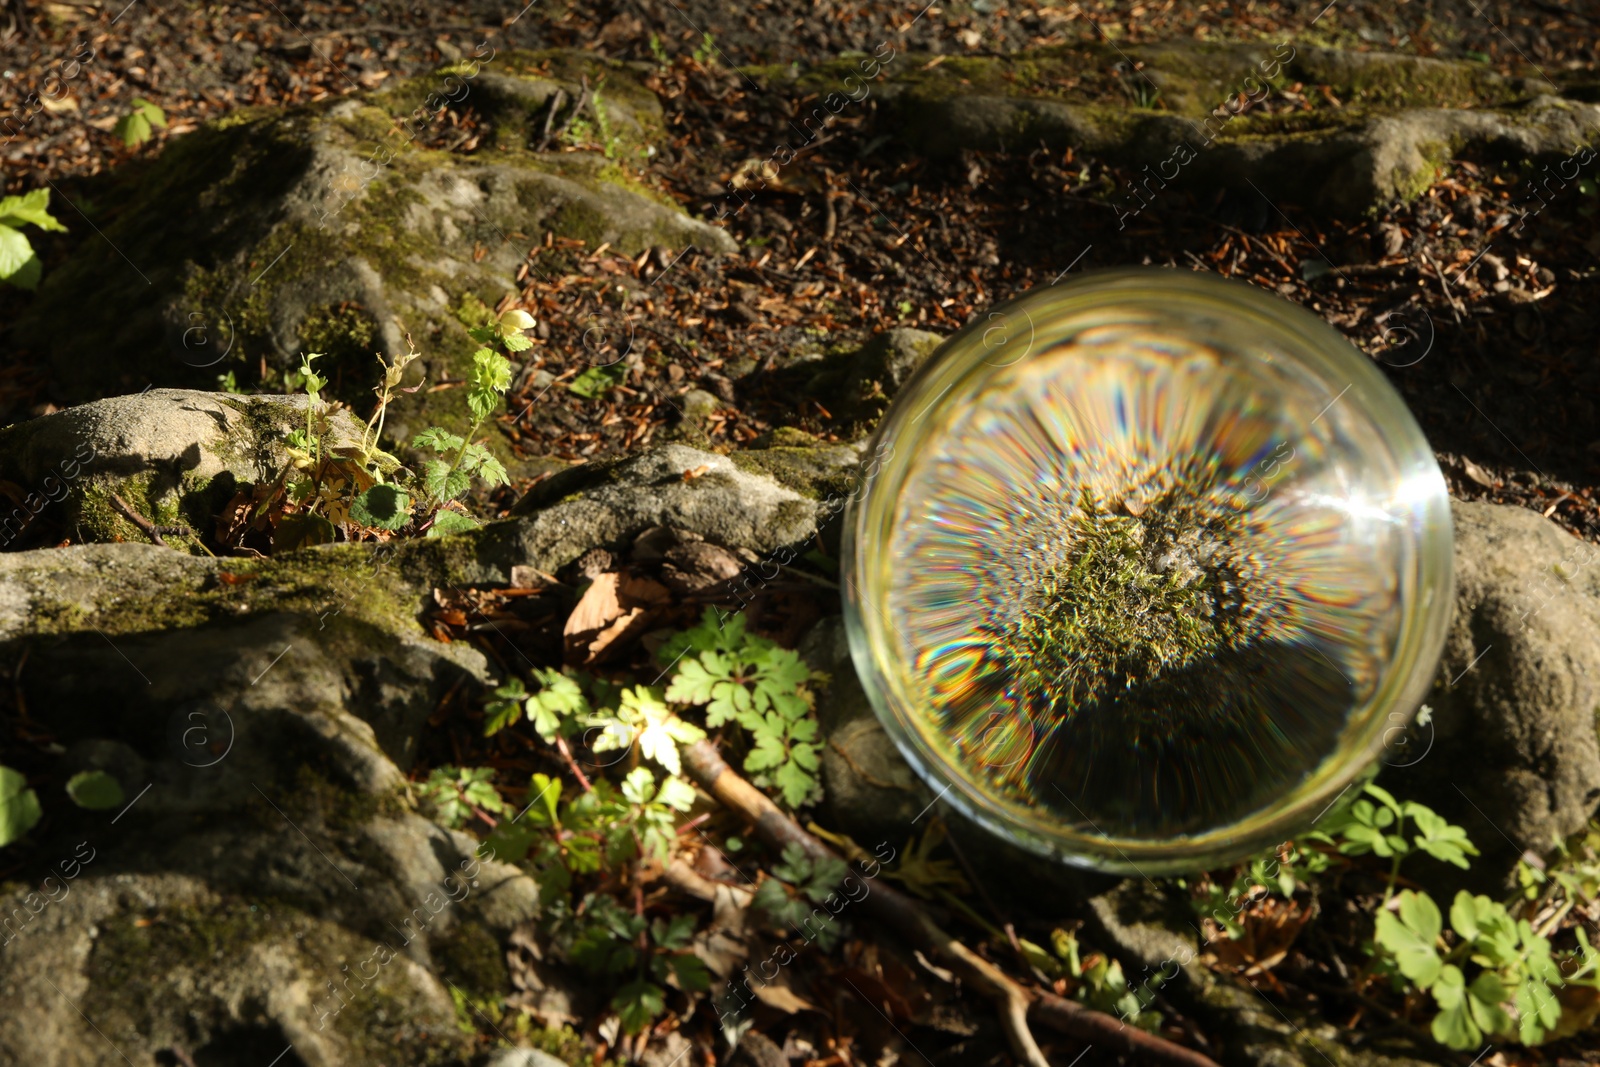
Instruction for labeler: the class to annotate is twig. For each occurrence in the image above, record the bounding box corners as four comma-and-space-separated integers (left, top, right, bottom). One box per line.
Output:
1420, 249, 1465, 323
109, 492, 167, 547
542, 79, 593, 152
664, 857, 753, 906
1028, 994, 1221, 1066
554, 735, 592, 792
680, 739, 1222, 1067
535, 88, 569, 152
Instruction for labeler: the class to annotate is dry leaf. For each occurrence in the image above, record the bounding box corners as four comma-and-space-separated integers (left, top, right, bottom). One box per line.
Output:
505, 922, 590, 1028
509, 564, 558, 590
691, 882, 754, 980
729, 158, 781, 192
563, 571, 671, 665
748, 965, 817, 1014
1461, 458, 1495, 488
1206, 897, 1312, 976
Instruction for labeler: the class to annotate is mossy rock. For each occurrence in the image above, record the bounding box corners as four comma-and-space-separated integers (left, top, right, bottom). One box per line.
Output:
815, 40, 1600, 215
0, 389, 365, 552
0, 874, 471, 1067
10, 50, 735, 467
755, 327, 945, 439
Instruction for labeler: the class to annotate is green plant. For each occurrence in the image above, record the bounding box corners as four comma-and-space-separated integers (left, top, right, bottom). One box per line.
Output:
1193, 786, 1599, 1052
466, 610, 830, 1036
568, 891, 710, 1032
219, 310, 530, 554
1307, 783, 1479, 905
662, 609, 827, 807
482, 765, 703, 1035
648, 33, 670, 68
65, 771, 124, 810
751, 842, 848, 950
416, 766, 506, 830
1131, 79, 1162, 108
568, 361, 628, 398
0, 765, 42, 848
409, 311, 522, 530
691, 31, 718, 66
113, 97, 167, 147
485, 668, 589, 740
1187, 840, 1327, 939
1373, 887, 1596, 1049
591, 687, 708, 777
489, 611, 826, 808
1051, 928, 1160, 1029
490, 768, 696, 886
0, 188, 66, 290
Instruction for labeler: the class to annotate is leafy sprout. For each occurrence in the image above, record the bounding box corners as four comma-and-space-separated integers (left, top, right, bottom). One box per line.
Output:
0, 188, 67, 290
751, 842, 848, 950
662, 608, 827, 806
416, 766, 506, 830
0, 765, 42, 848
113, 97, 167, 147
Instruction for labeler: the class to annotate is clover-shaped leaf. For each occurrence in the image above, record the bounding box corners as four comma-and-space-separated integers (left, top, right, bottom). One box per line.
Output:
1375, 890, 1443, 989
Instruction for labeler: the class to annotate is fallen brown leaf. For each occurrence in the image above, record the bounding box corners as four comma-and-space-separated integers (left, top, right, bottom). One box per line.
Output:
563, 571, 671, 665
1205, 897, 1313, 976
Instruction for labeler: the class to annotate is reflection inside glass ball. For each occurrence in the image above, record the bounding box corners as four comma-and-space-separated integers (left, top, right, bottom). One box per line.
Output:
879, 310, 1410, 846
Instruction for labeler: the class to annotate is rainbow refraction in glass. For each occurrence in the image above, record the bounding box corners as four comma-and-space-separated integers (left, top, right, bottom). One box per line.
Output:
845, 271, 1452, 872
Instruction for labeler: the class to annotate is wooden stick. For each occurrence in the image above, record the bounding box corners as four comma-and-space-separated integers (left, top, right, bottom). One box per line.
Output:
109, 492, 166, 547
680, 739, 1222, 1067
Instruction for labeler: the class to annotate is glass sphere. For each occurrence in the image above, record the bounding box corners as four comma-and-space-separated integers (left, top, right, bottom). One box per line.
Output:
842, 269, 1453, 874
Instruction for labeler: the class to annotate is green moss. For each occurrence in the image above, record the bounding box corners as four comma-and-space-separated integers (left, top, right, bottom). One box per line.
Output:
435, 921, 509, 997
453, 293, 495, 330
756, 426, 822, 449
1001, 489, 1249, 713
332, 975, 466, 1067
287, 763, 408, 832
1286, 49, 1518, 110
1395, 140, 1455, 203
300, 303, 380, 361
299, 302, 385, 406
84, 897, 286, 1033
728, 447, 861, 501
73, 473, 216, 554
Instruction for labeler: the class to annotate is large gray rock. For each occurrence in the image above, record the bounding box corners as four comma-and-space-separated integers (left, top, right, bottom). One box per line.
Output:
0, 541, 534, 1067
0, 389, 362, 549
481, 443, 823, 579
1397, 499, 1600, 878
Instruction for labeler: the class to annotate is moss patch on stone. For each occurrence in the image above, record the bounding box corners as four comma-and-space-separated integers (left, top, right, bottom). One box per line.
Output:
434, 921, 509, 998
728, 446, 863, 502
84, 896, 290, 1034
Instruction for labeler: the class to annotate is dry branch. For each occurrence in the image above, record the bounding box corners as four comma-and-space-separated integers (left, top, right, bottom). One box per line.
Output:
680, 739, 1222, 1067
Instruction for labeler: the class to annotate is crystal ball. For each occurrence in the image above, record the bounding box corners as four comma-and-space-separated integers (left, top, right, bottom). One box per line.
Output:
842, 269, 1453, 873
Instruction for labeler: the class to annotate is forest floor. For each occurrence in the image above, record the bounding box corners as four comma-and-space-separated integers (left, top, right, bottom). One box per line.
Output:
3, 1, 1600, 541
3, 3, 1600, 1067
